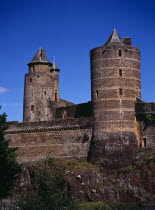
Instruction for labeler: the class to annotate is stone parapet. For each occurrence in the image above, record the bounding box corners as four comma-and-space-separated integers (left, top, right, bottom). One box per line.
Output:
5, 117, 92, 162
136, 102, 155, 115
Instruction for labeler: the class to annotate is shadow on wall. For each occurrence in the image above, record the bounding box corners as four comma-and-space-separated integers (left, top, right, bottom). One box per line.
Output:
74, 102, 92, 118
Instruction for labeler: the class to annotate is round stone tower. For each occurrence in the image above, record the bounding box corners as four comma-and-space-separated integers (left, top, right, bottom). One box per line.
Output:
23, 49, 60, 122
88, 29, 141, 168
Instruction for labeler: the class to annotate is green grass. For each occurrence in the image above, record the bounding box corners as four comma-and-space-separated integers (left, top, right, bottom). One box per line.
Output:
77, 202, 111, 210
77, 202, 142, 210
53, 159, 99, 171
118, 165, 137, 173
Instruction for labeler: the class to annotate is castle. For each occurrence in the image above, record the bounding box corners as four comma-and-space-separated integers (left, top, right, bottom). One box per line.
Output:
5, 29, 155, 168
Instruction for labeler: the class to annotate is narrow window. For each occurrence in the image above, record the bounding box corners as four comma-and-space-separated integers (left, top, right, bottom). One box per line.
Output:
31, 105, 34, 111
119, 50, 122, 57
30, 78, 32, 83
55, 92, 58, 100
96, 90, 99, 98
44, 91, 46, 96
119, 88, 122, 96
33, 66, 35, 72
119, 69, 122, 76
143, 138, 146, 147
62, 111, 67, 119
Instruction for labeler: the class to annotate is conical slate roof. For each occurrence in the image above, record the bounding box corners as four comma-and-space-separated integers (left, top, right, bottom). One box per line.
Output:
104, 29, 124, 46
51, 61, 60, 71
28, 49, 52, 66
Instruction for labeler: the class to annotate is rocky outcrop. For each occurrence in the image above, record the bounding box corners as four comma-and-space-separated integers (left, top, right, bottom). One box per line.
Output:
13, 149, 155, 205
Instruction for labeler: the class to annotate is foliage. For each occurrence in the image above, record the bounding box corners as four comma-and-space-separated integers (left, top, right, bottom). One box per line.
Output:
118, 165, 137, 173
82, 133, 89, 143
18, 160, 76, 210
138, 113, 155, 129
44, 156, 55, 166
109, 202, 142, 210
145, 113, 155, 125
54, 159, 97, 171
78, 202, 111, 210
0, 106, 21, 199
143, 155, 155, 165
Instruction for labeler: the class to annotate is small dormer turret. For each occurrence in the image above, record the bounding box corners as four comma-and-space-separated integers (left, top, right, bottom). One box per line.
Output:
50, 61, 60, 72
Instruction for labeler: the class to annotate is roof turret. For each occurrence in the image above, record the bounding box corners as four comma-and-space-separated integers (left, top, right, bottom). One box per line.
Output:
51, 61, 60, 71
27, 49, 52, 66
104, 29, 124, 46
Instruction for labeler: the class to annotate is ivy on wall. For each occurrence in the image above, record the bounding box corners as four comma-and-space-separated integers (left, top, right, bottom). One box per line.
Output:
137, 113, 155, 130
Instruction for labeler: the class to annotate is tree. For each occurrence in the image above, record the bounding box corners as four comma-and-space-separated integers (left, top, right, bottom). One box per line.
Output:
18, 158, 76, 210
0, 106, 21, 198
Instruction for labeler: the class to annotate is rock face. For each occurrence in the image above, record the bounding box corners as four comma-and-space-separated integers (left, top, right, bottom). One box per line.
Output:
13, 149, 155, 205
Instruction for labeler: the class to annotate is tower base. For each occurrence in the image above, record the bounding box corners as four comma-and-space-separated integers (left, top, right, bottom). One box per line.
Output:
88, 132, 138, 169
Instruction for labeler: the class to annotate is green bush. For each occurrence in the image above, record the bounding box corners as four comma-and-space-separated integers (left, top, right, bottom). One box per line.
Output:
18, 162, 76, 210
82, 134, 89, 143
0, 107, 21, 199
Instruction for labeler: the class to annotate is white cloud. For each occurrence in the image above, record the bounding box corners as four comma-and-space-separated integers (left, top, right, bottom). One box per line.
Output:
0, 87, 9, 93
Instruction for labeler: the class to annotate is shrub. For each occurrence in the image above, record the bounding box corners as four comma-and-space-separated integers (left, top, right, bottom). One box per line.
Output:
18, 161, 76, 210
0, 107, 21, 199
82, 134, 89, 143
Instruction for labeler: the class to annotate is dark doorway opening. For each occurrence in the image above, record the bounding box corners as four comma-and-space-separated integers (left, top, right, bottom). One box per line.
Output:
143, 138, 146, 147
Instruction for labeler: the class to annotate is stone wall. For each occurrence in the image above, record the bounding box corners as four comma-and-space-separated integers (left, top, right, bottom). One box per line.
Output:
89, 31, 141, 168
142, 125, 155, 149
5, 117, 92, 162
136, 102, 155, 149
55, 102, 92, 119
136, 102, 155, 114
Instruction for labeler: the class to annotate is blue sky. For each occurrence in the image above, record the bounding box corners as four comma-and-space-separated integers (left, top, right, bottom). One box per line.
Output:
0, 0, 155, 122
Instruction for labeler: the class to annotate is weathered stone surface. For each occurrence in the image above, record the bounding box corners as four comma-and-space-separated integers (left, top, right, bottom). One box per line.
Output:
6, 118, 92, 162
24, 49, 60, 122
89, 29, 141, 168
6, 30, 155, 170
136, 102, 155, 114
13, 150, 155, 205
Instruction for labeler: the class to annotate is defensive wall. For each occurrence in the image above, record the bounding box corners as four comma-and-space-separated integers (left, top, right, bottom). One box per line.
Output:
136, 102, 155, 149
5, 117, 92, 162
4, 30, 155, 166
